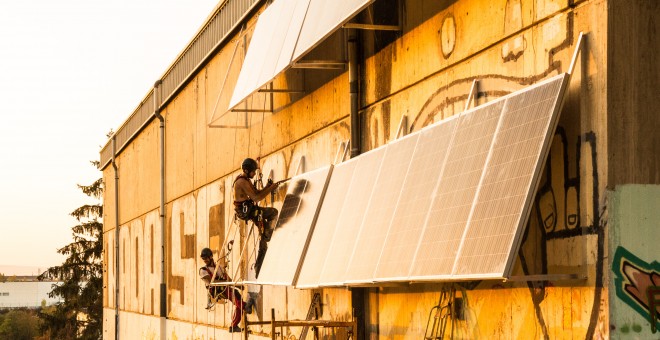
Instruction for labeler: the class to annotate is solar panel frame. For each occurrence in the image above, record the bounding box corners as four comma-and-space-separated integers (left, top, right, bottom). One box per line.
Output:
252, 165, 333, 285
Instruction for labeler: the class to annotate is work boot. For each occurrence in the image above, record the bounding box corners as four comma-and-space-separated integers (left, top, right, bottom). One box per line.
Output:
205, 298, 215, 310
229, 326, 242, 333
245, 297, 256, 314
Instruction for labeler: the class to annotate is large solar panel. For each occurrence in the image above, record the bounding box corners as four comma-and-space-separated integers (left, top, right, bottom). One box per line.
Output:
295, 158, 359, 288
453, 75, 568, 278
374, 117, 459, 281
292, 0, 374, 62
255, 166, 332, 285
228, 1, 284, 110
274, 0, 312, 76
229, 0, 372, 111
409, 100, 506, 280
318, 147, 386, 286
344, 133, 420, 284
256, 0, 311, 92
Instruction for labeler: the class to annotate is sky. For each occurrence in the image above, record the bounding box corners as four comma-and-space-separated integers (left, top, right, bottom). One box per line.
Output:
0, 0, 220, 274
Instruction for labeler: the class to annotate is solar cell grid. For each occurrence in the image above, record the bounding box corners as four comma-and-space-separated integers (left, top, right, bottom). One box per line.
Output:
374, 117, 459, 281
345, 133, 420, 284
409, 101, 505, 279
318, 147, 386, 286
295, 159, 359, 288
453, 75, 566, 277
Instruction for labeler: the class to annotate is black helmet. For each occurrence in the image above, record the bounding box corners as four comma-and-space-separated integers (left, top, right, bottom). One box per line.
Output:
200, 248, 213, 259
242, 158, 258, 173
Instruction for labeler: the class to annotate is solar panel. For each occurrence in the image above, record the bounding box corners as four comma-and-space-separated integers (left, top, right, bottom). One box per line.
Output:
255, 166, 333, 285
257, 0, 311, 92
274, 0, 312, 75
228, 1, 284, 110
374, 117, 459, 281
453, 74, 568, 278
344, 133, 420, 284
295, 158, 359, 288
292, 0, 374, 62
409, 100, 506, 280
318, 147, 386, 286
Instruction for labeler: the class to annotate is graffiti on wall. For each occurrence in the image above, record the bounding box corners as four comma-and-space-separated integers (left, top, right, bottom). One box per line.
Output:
612, 246, 660, 331
517, 128, 604, 339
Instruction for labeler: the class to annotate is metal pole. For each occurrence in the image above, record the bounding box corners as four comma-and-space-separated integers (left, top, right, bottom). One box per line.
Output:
348, 28, 360, 158
112, 136, 119, 340
154, 79, 167, 339
271, 308, 276, 340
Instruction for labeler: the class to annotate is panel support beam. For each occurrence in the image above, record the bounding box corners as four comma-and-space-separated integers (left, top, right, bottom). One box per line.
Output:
394, 115, 408, 140
506, 273, 586, 282
343, 23, 400, 31
258, 88, 305, 94
292, 60, 347, 69
464, 80, 479, 112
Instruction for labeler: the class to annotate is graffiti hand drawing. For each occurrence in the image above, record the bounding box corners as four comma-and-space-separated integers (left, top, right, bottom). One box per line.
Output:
612, 246, 660, 330
535, 128, 582, 237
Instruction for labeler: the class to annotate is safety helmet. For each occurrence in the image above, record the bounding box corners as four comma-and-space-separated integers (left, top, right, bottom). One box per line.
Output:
242, 158, 258, 173
200, 248, 213, 259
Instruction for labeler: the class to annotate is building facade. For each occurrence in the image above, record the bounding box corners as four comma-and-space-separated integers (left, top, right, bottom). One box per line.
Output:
100, 0, 659, 338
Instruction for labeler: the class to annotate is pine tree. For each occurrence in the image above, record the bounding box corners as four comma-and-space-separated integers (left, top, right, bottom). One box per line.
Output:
38, 161, 103, 340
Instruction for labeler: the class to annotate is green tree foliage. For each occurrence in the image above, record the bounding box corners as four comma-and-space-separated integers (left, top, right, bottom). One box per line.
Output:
38, 163, 103, 340
0, 309, 41, 340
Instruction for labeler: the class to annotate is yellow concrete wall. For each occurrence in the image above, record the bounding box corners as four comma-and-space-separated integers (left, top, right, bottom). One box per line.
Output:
102, 0, 615, 338
607, 0, 660, 185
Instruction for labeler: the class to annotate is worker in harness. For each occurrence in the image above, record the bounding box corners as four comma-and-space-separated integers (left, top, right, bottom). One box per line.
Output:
199, 247, 250, 332
233, 157, 281, 277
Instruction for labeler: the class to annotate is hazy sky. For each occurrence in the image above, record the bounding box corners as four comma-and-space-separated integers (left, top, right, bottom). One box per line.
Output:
0, 0, 219, 271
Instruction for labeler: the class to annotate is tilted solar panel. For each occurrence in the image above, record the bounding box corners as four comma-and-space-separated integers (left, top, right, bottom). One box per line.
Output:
257, 0, 312, 91
293, 0, 374, 62
318, 147, 386, 286
255, 166, 332, 285
409, 100, 506, 280
453, 74, 568, 278
344, 133, 420, 284
374, 117, 459, 281
295, 159, 359, 288
228, 1, 284, 110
